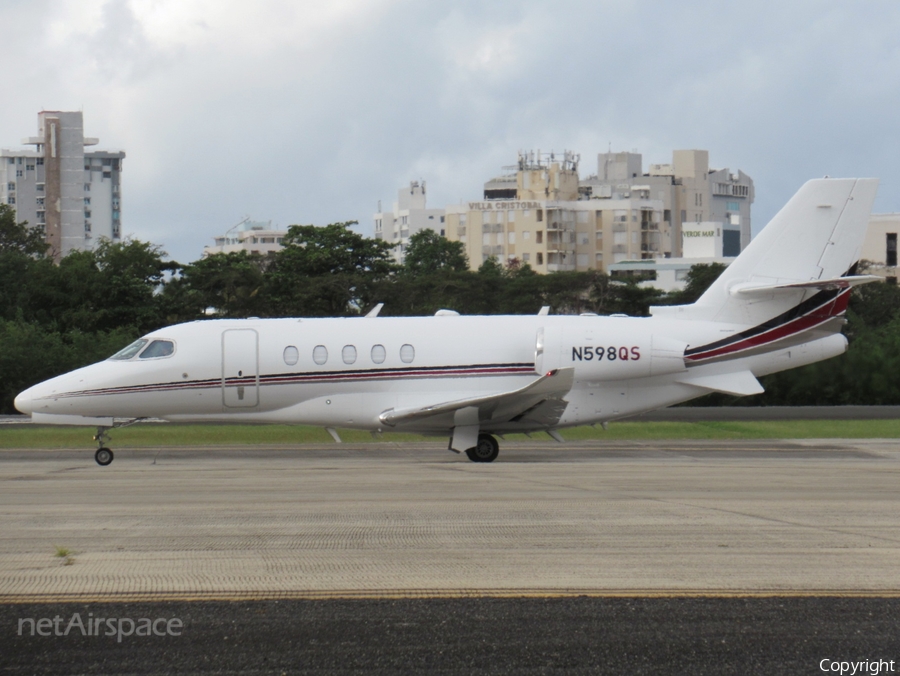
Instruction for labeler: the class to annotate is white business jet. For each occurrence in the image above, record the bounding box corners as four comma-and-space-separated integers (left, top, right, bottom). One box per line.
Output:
15, 178, 881, 466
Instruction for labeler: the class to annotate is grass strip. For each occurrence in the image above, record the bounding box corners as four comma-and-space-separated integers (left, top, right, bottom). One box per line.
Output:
1, 419, 898, 449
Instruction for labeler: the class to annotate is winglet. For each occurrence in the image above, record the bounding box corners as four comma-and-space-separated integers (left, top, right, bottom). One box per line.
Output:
365, 303, 384, 318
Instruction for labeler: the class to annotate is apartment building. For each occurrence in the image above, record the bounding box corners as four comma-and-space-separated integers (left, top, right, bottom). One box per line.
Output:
203, 217, 287, 257
581, 149, 752, 256
861, 213, 898, 284
0, 111, 124, 259
373, 180, 444, 263
442, 148, 751, 274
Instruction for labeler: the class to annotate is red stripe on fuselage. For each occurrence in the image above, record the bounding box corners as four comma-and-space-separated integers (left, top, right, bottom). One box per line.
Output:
686, 288, 850, 363
45, 364, 537, 399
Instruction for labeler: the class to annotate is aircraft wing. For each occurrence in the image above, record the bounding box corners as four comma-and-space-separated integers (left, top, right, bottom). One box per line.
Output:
378, 367, 575, 428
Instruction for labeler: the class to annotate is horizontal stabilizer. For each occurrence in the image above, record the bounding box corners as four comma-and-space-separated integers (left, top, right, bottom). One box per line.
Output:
729, 275, 882, 297
675, 370, 764, 396
379, 368, 575, 427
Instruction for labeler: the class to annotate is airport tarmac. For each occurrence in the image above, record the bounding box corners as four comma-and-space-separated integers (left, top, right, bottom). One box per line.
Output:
4, 439, 900, 674
2, 438, 900, 599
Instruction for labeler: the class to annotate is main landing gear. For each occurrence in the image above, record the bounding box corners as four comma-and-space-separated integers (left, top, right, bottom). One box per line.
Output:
465, 434, 499, 463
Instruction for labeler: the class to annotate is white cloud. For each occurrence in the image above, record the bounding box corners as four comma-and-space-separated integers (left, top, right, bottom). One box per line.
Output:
2, 0, 900, 262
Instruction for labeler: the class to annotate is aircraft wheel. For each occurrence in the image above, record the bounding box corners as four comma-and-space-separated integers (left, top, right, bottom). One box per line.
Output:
95, 447, 114, 466
465, 434, 499, 463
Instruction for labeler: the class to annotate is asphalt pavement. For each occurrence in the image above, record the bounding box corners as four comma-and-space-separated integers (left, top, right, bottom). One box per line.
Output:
4, 597, 900, 675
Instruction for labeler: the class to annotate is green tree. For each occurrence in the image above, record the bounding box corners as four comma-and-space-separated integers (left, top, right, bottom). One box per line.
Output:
169, 250, 267, 319
590, 273, 665, 316
669, 262, 728, 304
10, 238, 171, 334
500, 262, 547, 314
373, 271, 477, 316
0, 204, 48, 257
0, 318, 138, 413
847, 280, 900, 332
0, 206, 55, 322
265, 221, 396, 316
44, 239, 170, 333
403, 229, 468, 275
539, 271, 594, 315
476, 256, 505, 277
278, 221, 396, 277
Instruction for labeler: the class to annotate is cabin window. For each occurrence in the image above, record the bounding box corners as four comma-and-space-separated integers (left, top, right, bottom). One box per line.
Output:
283, 345, 299, 366
313, 345, 328, 365
371, 344, 386, 364
399, 344, 415, 364
108, 339, 148, 360
342, 345, 357, 364
139, 340, 175, 359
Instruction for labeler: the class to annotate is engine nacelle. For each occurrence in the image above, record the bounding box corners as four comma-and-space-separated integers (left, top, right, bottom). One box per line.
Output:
535, 324, 687, 382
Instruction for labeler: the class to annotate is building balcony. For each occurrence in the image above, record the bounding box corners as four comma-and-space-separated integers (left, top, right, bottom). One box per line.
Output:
546, 221, 575, 231
712, 183, 750, 198
547, 263, 576, 272
546, 243, 575, 253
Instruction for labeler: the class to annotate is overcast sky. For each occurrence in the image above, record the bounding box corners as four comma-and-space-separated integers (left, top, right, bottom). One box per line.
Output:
3, 0, 899, 263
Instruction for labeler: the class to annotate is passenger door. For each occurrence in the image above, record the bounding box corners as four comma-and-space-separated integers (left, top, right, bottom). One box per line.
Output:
222, 329, 259, 407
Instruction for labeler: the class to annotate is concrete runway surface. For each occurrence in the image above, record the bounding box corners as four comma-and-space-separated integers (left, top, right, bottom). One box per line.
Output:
2, 439, 900, 598
3, 439, 900, 673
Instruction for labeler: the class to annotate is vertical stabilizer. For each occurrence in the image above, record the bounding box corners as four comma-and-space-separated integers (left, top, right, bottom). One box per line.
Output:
651, 178, 878, 326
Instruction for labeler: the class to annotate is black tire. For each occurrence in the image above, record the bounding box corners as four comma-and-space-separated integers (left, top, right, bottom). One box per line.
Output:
95, 447, 114, 466
465, 434, 499, 463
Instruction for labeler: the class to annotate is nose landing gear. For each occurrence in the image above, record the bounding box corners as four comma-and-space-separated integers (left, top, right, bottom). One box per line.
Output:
94, 446, 114, 466
93, 427, 114, 466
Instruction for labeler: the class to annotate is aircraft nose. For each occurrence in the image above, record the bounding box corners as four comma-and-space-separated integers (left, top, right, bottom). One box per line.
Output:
14, 387, 34, 415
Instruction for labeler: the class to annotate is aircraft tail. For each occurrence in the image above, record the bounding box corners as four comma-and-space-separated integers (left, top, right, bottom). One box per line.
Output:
651, 178, 879, 333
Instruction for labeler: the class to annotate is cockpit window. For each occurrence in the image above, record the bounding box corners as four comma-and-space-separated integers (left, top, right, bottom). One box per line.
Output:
139, 340, 176, 359
108, 339, 149, 361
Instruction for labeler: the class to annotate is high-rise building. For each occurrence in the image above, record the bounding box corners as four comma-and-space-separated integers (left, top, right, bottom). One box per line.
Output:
441, 149, 753, 273
1, 111, 124, 259
374, 181, 444, 263
582, 149, 753, 256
